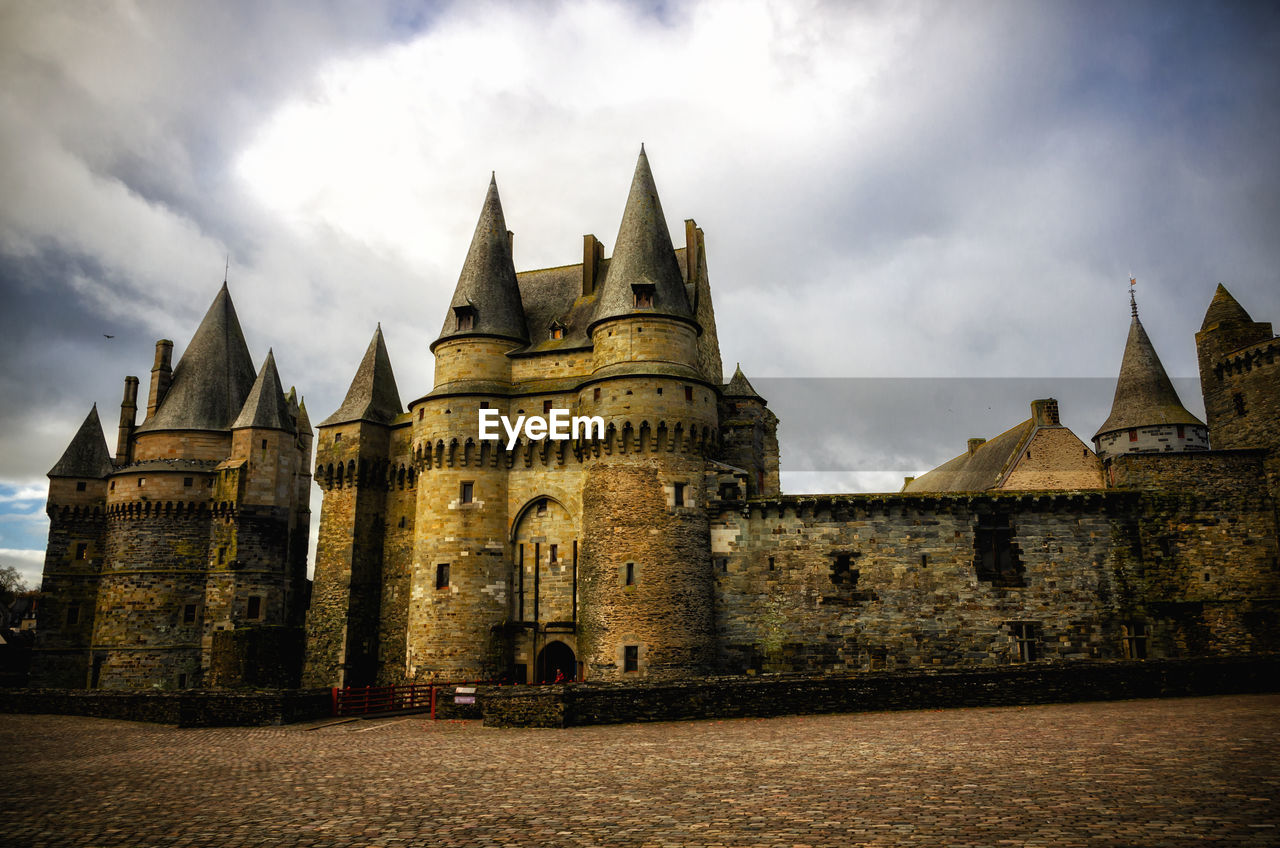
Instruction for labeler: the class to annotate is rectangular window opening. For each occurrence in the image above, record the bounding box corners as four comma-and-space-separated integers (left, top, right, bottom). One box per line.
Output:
684, 386, 694, 402
1010, 622, 1040, 662
75, 542, 88, 561
460, 481, 474, 504
624, 562, 636, 586
549, 544, 558, 564
974, 514, 1025, 587
75, 481, 87, 492
246, 596, 262, 620
436, 563, 450, 590
593, 387, 601, 401
183, 477, 193, 487
1128, 429, 1138, 442
543, 400, 553, 415
632, 284, 654, 308
183, 604, 197, 624
65, 604, 81, 627
673, 481, 686, 507
624, 645, 639, 672
1121, 622, 1149, 660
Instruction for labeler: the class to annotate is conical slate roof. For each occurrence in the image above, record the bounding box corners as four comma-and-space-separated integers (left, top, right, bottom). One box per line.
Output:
296, 398, 312, 434
724, 364, 762, 399
1095, 313, 1204, 438
432, 175, 528, 350
321, 325, 403, 427
232, 350, 294, 433
1200, 283, 1254, 331
49, 405, 113, 478
135, 283, 257, 433
589, 146, 694, 334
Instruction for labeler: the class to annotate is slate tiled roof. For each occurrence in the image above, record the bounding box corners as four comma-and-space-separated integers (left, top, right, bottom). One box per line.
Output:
232, 350, 294, 433
1200, 283, 1254, 331
724, 364, 763, 399
904, 418, 1036, 493
587, 147, 694, 334
433, 175, 529, 350
321, 326, 403, 427
1095, 315, 1204, 438
48, 405, 113, 478
135, 283, 256, 433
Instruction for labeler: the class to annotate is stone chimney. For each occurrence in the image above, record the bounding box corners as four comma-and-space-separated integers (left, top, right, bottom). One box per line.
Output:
116, 375, 139, 464
145, 339, 173, 421
1031, 398, 1060, 426
967, 438, 987, 455
583, 233, 603, 296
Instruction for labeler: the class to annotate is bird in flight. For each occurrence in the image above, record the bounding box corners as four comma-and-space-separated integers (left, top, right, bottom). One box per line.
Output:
103, 334, 114, 339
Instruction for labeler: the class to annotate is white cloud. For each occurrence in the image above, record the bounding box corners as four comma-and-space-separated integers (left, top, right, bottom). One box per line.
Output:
0, 548, 44, 590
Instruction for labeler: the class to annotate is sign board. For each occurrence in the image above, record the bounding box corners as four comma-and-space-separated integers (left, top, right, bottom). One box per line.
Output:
454, 695, 476, 704
455, 686, 476, 694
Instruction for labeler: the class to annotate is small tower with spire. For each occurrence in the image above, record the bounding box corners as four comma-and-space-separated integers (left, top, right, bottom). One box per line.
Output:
1195, 283, 1278, 453
1093, 278, 1209, 460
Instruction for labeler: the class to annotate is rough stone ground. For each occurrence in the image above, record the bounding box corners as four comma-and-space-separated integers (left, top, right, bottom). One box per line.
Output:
2, 694, 1277, 847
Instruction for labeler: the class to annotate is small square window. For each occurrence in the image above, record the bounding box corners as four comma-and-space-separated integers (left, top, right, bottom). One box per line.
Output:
480, 401, 490, 409
334, 432, 343, 442
624, 645, 639, 672
75, 542, 88, 560
460, 482, 474, 504
246, 596, 262, 619
632, 284, 654, 308
436, 563, 450, 589
138, 477, 146, 487
75, 481, 86, 492
183, 604, 197, 624
656, 387, 663, 395
550, 325, 564, 340
454, 305, 476, 331
1128, 429, 1138, 442
183, 477, 193, 487
543, 400, 553, 415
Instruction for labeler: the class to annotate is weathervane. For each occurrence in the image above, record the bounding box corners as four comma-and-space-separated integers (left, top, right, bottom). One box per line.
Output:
224, 253, 230, 285
1129, 274, 1139, 319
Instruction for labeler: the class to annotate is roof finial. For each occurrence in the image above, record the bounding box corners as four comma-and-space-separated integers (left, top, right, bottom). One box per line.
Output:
223, 253, 230, 287
1129, 275, 1138, 319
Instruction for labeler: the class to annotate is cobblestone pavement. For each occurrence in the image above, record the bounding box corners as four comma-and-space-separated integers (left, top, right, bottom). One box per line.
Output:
1, 694, 1277, 847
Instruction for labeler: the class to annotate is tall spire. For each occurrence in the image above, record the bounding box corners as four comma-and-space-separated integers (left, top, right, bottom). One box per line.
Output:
232, 350, 294, 432
321, 325, 403, 427
49, 405, 113, 478
588, 146, 694, 335
432, 174, 528, 351
1095, 293, 1204, 439
135, 283, 256, 433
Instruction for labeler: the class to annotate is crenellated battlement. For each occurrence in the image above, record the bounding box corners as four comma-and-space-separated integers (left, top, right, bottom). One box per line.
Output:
1213, 336, 1279, 379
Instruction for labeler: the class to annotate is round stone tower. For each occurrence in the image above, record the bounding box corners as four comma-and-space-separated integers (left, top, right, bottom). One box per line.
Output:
576, 148, 720, 681
407, 175, 528, 680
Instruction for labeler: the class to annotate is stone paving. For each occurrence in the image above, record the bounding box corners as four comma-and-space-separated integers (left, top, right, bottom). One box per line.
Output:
1, 694, 1277, 847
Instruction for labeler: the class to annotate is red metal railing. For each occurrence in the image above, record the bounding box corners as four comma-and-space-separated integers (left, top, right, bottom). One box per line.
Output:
330, 681, 490, 718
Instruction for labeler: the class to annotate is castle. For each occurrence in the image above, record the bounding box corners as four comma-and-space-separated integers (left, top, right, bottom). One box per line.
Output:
33, 149, 1280, 690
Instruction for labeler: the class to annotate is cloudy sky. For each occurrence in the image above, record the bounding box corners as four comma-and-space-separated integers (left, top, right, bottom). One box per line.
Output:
2, 0, 1278, 589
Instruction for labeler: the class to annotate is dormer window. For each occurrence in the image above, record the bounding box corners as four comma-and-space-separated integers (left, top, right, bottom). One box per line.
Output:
549, 321, 565, 340
454, 305, 476, 332
632, 284, 655, 308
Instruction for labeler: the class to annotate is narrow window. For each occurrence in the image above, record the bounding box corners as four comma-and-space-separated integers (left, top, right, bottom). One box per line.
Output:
480, 401, 489, 409
543, 400, 553, 416
1176, 424, 1185, 439
550, 325, 564, 340
673, 482, 686, 507
65, 604, 81, 626
398, 515, 406, 529
537, 499, 547, 516
593, 387, 601, 401
454, 305, 476, 331
75, 481, 86, 492
1121, 622, 1149, 659
632, 284, 654, 308
217, 547, 227, 565
334, 432, 343, 442
549, 544, 558, 564
177, 673, 187, 689
656, 387, 663, 395
1128, 429, 1138, 442
75, 542, 88, 561
138, 477, 146, 487
1010, 622, 1040, 662
715, 557, 728, 574
183, 477, 193, 487
624, 645, 639, 672
261, 439, 267, 450
109, 481, 115, 492
624, 562, 636, 586
684, 386, 694, 402
1233, 393, 1246, 416
460, 481, 474, 504
436, 563, 450, 589
183, 604, 197, 624
920, 554, 928, 568
768, 556, 775, 571
418, 408, 424, 420
246, 596, 262, 620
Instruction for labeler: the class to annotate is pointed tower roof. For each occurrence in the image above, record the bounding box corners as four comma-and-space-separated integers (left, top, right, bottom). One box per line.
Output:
135, 283, 257, 433
232, 350, 294, 432
432, 175, 528, 351
49, 405, 113, 478
321, 325, 403, 427
724, 364, 763, 399
588, 146, 695, 335
1200, 283, 1255, 331
1095, 302, 1204, 438
296, 397, 312, 435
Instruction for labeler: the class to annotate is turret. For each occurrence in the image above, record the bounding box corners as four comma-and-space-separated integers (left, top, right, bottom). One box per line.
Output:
429, 174, 528, 390
1195, 284, 1278, 452
1093, 286, 1208, 460
33, 406, 113, 686
303, 327, 403, 687
719, 364, 781, 497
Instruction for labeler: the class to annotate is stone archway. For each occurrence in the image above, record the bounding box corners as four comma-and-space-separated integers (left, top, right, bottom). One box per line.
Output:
536, 640, 577, 683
